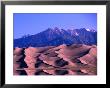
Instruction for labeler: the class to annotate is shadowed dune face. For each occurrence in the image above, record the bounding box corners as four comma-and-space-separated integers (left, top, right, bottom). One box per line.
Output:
13, 44, 97, 75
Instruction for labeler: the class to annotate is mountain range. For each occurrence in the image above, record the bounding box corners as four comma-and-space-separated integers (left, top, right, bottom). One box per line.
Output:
14, 27, 97, 48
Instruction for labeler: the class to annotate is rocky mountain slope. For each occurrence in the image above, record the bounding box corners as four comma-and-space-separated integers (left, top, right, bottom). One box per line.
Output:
14, 27, 97, 47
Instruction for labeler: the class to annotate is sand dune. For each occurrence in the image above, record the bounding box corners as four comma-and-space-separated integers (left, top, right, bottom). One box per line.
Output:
13, 44, 97, 75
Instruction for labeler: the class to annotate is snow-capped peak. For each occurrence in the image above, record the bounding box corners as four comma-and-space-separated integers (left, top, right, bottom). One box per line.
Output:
86, 29, 90, 31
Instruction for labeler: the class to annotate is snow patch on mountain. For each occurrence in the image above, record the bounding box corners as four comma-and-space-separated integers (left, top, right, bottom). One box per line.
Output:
75, 32, 79, 36
86, 29, 90, 31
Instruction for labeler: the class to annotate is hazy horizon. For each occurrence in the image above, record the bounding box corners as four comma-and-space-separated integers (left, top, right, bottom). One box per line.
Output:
14, 13, 97, 39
